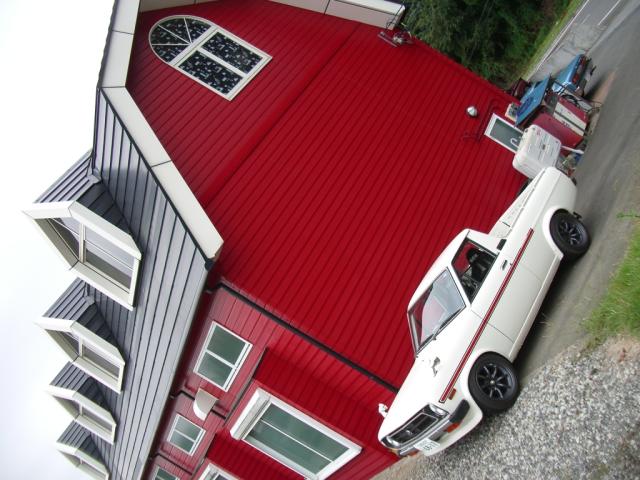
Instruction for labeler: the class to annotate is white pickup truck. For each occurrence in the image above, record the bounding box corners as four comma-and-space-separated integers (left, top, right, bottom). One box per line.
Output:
378, 167, 590, 456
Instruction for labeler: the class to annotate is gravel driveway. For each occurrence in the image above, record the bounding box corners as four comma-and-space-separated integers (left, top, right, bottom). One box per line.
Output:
374, 338, 640, 480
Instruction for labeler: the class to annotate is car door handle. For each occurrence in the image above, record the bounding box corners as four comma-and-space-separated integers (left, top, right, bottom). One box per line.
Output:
501, 260, 509, 270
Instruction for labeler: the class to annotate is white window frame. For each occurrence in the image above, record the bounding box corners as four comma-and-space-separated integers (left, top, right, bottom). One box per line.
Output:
24, 201, 142, 310
194, 323, 252, 391
48, 385, 117, 443
199, 464, 237, 480
149, 16, 271, 101
57, 442, 109, 480
484, 113, 524, 153
230, 389, 361, 480
153, 466, 179, 480
167, 414, 205, 456
36, 316, 125, 393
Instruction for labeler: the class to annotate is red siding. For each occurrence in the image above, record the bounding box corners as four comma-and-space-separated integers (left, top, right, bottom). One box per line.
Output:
128, 0, 522, 389
130, 3, 524, 477
154, 393, 225, 474
171, 288, 396, 480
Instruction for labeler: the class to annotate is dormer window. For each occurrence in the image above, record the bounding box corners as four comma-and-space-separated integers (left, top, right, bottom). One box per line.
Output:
24, 201, 141, 309
48, 384, 117, 443
57, 423, 110, 480
149, 16, 271, 100
38, 315, 125, 393
57, 445, 110, 480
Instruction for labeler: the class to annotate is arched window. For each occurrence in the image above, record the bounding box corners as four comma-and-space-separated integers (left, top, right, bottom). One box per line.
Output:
149, 16, 271, 100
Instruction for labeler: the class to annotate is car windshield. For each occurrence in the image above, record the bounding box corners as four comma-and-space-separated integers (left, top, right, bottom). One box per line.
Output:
409, 269, 465, 352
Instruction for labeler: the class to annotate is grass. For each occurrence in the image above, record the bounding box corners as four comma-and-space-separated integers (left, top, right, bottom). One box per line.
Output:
584, 223, 640, 344
519, 0, 584, 79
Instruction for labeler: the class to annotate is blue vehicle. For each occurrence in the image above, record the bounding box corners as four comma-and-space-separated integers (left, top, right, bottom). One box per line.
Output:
550, 53, 595, 97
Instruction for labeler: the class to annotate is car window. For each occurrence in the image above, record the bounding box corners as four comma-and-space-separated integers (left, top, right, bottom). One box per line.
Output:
452, 239, 496, 301
409, 270, 465, 352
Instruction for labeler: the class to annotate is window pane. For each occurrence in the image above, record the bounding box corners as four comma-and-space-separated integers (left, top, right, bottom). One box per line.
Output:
202, 472, 230, 480
85, 246, 132, 288
80, 460, 106, 478
62, 398, 81, 417
249, 420, 329, 474
186, 18, 210, 42
82, 408, 113, 432
152, 44, 188, 63
176, 416, 202, 441
159, 18, 190, 43
85, 227, 134, 287
488, 118, 522, 151
207, 327, 246, 364
453, 240, 495, 301
82, 346, 120, 378
179, 51, 242, 94
262, 405, 348, 460
202, 33, 262, 74
170, 431, 194, 452
155, 468, 178, 480
197, 353, 232, 386
48, 218, 80, 257
150, 25, 188, 45
60, 332, 80, 354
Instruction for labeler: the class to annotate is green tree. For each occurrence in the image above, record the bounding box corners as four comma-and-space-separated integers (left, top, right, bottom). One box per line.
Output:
402, 0, 548, 85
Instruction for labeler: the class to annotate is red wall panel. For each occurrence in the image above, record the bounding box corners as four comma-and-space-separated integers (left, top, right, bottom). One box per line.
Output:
129, 0, 523, 390
154, 393, 225, 474
169, 288, 396, 479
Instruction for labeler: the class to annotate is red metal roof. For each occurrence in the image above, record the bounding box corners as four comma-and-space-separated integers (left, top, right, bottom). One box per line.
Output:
128, 0, 523, 388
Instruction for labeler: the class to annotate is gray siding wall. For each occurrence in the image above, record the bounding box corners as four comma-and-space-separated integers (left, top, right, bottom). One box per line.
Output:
78, 90, 210, 480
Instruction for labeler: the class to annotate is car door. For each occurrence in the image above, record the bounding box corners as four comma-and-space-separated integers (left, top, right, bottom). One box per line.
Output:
460, 230, 542, 345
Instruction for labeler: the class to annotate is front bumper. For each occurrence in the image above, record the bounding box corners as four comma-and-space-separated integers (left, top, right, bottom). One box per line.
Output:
395, 398, 483, 457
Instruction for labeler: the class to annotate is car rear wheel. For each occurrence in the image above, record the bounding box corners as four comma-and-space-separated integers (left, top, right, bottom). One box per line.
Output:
469, 353, 519, 414
550, 211, 590, 261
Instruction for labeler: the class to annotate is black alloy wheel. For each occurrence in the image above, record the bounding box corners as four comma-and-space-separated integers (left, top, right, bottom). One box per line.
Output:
469, 353, 519, 414
550, 211, 590, 261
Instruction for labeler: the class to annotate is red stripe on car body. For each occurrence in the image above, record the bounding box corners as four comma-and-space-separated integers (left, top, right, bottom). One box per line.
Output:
438, 229, 535, 404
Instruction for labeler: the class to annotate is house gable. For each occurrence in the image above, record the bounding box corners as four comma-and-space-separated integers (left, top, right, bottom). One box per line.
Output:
127, 0, 523, 388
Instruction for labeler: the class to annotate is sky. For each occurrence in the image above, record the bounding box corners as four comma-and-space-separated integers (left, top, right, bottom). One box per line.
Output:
0, 0, 115, 478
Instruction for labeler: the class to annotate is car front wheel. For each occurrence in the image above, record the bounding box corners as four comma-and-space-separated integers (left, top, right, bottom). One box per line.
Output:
469, 353, 519, 414
550, 211, 590, 261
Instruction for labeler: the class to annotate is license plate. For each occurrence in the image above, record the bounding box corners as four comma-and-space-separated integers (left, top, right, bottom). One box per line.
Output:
414, 436, 439, 453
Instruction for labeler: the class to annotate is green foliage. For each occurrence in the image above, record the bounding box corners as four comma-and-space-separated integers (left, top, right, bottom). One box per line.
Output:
585, 223, 640, 345
402, 0, 572, 85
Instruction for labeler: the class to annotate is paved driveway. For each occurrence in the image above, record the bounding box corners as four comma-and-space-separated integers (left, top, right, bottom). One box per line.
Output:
516, 2, 640, 380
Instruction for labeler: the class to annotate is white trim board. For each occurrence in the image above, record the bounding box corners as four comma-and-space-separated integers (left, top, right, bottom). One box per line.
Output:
231, 389, 361, 480
101, 87, 224, 261
270, 0, 405, 28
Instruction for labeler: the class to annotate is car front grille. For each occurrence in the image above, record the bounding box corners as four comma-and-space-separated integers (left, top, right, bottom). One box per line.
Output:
387, 407, 440, 447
